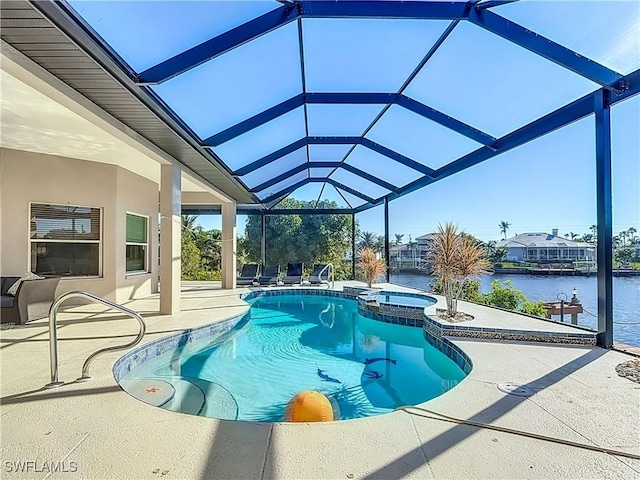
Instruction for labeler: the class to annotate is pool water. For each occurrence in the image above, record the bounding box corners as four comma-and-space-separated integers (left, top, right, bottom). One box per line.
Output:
377, 293, 437, 307
121, 294, 466, 422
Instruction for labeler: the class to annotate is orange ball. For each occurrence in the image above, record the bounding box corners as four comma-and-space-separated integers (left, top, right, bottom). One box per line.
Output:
284, 391, 334, 422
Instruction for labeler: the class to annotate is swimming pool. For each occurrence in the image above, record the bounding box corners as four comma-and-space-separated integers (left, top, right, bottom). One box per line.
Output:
117, 291, 468, 422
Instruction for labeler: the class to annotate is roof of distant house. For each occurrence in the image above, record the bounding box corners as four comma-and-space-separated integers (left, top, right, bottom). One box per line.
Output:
415, 233, 438, 243
496, 233, 595, 249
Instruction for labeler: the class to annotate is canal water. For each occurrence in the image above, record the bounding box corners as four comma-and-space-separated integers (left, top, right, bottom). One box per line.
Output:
390, 272, 640, 347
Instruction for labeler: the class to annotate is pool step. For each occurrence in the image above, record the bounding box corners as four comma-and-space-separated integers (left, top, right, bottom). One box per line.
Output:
119, 378, 175, 407
160, 377, 206, 415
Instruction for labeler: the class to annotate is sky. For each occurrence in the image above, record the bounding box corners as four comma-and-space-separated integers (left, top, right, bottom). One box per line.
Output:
69, 1, 640, 242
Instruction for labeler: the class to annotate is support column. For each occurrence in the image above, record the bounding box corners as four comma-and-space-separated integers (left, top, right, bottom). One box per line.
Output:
221, 201, 237, 289
595, 89, 613, 349
384, 198, 390, 283
160, 164, 181, 315
261, 213, 266, 266
351, 213, 356, 280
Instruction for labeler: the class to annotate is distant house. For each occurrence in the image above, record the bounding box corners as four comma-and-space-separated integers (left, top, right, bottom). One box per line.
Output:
496, 229, 595, 262
390, 233, 436, 270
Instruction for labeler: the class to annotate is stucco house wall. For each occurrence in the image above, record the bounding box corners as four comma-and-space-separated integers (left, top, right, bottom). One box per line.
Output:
0, 148, 158, 303
507, 247, 525, 262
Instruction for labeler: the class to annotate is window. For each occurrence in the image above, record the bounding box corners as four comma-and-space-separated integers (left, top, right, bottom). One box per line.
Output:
30, 203, 101, 276
126, 213, 148, 273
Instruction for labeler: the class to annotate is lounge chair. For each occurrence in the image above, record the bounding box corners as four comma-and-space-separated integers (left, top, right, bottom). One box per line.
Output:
258, 265, 280, 286
309, 264, 333, 286
237, 264, 259, 286
282, 262, 304, 285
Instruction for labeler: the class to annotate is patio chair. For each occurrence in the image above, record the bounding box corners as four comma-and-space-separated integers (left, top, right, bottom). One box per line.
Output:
282, 262, 304, 285
309, 264, 333, 286
237, 264, 259, 286
1, 275, 60, 324
258, 265, 281, 286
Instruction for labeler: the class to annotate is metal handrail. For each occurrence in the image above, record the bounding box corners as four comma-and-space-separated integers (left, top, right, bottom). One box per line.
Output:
45, 290, 146, 389
317, 263, 335, 288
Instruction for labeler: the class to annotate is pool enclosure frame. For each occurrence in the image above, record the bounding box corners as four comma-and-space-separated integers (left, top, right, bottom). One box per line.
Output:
8, 0, 640, 349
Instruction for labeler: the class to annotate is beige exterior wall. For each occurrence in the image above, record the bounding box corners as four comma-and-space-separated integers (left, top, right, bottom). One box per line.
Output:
0, 148, 158, 302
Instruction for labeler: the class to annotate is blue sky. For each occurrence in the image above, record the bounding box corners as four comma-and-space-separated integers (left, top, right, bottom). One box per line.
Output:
69, 1, 639, 242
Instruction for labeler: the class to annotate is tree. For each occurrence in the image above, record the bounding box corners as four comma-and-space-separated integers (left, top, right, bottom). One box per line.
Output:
394, 234, 404, 247
194, 228, 221, 271
374, 235, 385, 256
181, 234, 200, 280
489, 246, 508, 265
240, 198, 353, 278
619, 231, 628, 247
359, 231, 377, 249
427, 223, 490, 317
615, 247, 635, 264
357, 247, 386, 287
569, 232, 578, 240
581, 233, 594, 244
499, 221, 511, 240
613, 235, 622, 248
181, 215, 198, 240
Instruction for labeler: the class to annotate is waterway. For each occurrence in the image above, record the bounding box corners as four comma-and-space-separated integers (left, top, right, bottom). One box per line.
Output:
390, 272, 640, 347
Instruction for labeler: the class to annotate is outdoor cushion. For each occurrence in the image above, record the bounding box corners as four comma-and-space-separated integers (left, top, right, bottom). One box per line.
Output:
282, 262, 304, 285
258, 265, 280, 285
7, 272, 43, 296
1, 277, 20, 295
237, 264, 259, 285
1, 296, 15, 308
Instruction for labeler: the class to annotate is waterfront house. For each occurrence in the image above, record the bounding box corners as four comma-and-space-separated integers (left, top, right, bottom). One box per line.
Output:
390, 233, 437, 270
496, 229, 596, 263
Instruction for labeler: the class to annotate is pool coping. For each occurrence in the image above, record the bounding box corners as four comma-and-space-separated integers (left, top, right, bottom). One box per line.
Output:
348, 286, 597, 346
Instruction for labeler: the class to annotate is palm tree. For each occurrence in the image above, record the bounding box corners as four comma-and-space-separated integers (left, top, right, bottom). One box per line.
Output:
374, 235, 385, 256
198, 229, 221, 271
428, 223, 490, 316
394, 233, 404, 247
570, 232, 578, 240
181, 215, 198, 240
358, 231, 376, 249
619, 231, 628, 247
628, 227, 637, 240
407, 235, 418, 266
613, 235, 622, 248
499, 221, 511, 240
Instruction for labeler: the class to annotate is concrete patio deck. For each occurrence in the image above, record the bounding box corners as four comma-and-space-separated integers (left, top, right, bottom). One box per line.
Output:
1, 282, 638, 479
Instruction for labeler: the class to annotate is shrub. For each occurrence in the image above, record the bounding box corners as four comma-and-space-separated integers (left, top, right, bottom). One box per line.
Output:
428, 223, 490, 316
357, 247, 386, 287
481, 280, 546, 318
